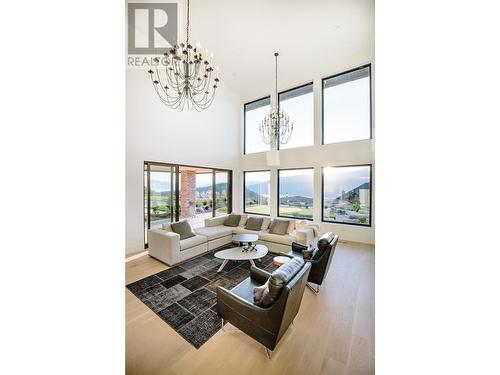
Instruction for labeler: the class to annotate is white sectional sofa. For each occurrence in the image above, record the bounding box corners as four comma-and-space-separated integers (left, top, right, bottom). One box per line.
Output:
147, 214, 317, 266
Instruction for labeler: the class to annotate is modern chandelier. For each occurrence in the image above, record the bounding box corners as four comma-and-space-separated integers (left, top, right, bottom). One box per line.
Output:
259, 53, 294, 147
147, 0, 219, 111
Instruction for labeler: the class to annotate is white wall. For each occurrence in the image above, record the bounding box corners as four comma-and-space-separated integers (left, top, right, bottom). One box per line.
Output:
125, 69, 241, 255
233, 68, 375, 245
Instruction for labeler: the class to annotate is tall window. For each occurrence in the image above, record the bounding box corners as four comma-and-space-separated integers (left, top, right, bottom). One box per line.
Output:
322, 165, 371, 226
244, 170, 270, 215
278, 168, 314, 220
244, 97, 271, 154
278, 83, 314, 150
323, 65, 371, 144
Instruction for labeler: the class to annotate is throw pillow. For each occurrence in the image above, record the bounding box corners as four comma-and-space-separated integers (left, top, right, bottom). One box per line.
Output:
170, 220, 196, 240
302, 245, 317, 260
261, 217, 271, 231
239, 214, 249, 227
253, 279, 269, 304
245, 217, 263, 231
269, 219, 290, 235
224, 214, 241, 227
256, 257, 305, 307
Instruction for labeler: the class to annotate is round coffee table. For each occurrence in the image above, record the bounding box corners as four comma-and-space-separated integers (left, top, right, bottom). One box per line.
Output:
232, 233, 259, 251
215, 244, 268, 273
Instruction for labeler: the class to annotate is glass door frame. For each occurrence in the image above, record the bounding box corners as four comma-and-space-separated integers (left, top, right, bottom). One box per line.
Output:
144, 161, 232, 248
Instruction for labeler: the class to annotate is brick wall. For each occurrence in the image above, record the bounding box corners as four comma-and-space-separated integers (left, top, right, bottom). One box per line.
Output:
180, 170, 196, 219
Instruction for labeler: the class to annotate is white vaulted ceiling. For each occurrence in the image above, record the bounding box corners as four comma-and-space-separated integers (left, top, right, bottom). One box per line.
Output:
186, 0, 374, 103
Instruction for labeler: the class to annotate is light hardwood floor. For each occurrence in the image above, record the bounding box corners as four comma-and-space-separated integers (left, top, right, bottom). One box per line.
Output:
126, 241, 374, 375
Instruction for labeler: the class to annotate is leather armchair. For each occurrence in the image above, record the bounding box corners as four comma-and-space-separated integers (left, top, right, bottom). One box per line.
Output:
287, 232, 338, 293
216, 262, 311, 358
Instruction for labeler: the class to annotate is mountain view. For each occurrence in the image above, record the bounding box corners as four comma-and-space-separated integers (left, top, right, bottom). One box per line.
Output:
149, 170, 370, 225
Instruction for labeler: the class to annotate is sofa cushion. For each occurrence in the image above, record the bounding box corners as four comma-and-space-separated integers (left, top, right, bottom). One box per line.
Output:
258, 231, 295, 246
161, 223, 172, 231
179, 234, 207, 251
269, 219, 290, 235
286, 219, 296, 234
245, 217, 263, 231
224, 214, 241, 227
257, 257, 305, 307
170, 220, 195, 240
194, 225, 233, 241
232, 227, 258, 235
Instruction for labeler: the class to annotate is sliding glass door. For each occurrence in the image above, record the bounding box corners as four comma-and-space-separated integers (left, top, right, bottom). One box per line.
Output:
144, 163, 178, 246
144, 162, 232, 247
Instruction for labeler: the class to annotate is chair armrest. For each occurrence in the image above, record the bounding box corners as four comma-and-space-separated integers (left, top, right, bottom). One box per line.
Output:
295, 227, 315, 246
217, 286, 273, 333
204, 215, 227, 227
147, 229, 180, 265
250, 266, 271, 283
291, 242, 308, 252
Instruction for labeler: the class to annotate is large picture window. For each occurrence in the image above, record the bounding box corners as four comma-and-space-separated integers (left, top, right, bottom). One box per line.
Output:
322, 65, 371, 144
278, 168, 314, 220
278, 83, 314, 150
244, 170, 270, 215
244, 97, 271, 154
322, 165, 371, 226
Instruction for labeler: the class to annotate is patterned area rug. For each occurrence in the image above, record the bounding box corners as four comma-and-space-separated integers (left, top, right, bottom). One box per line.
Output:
126, 246, 279, 348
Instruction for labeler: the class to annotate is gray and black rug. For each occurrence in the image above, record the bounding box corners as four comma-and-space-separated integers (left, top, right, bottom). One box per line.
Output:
126, 246, 279, 348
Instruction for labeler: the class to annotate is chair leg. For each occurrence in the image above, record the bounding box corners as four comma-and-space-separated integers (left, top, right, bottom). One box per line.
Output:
221, 318, 225, 331
265, 347, 272, 359
307, 282, 320, 293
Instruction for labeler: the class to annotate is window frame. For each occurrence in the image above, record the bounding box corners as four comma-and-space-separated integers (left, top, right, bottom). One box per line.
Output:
277, 81, 314, 150
321, 164, 372, 227
243, 96, 271, 155
243, 169, 271, 216
321, 64, 372, 145
277, 167, 315, 221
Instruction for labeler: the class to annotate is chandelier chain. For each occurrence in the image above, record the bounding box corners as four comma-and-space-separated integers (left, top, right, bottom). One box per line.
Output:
259, 52, 294, 147
186, 0, 190, 43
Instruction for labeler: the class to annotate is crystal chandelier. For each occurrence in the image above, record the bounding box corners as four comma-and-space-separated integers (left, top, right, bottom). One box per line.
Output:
259, 53, 294, 147
147, 0, 219, 111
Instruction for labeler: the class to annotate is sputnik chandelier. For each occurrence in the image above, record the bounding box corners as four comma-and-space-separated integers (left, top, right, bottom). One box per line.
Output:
148, 0, 219, 111
259, 53, 294, 147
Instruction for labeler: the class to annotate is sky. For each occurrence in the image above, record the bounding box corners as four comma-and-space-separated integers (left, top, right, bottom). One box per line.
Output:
323, 166, 370, 199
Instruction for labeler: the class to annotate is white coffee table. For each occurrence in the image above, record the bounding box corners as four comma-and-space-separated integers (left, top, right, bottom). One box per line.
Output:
232, 233, 259, 250
214, 244, 268, 272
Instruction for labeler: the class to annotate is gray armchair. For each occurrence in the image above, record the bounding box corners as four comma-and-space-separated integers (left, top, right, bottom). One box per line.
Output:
216, 262, 311, 358
287, 232, 338, 293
